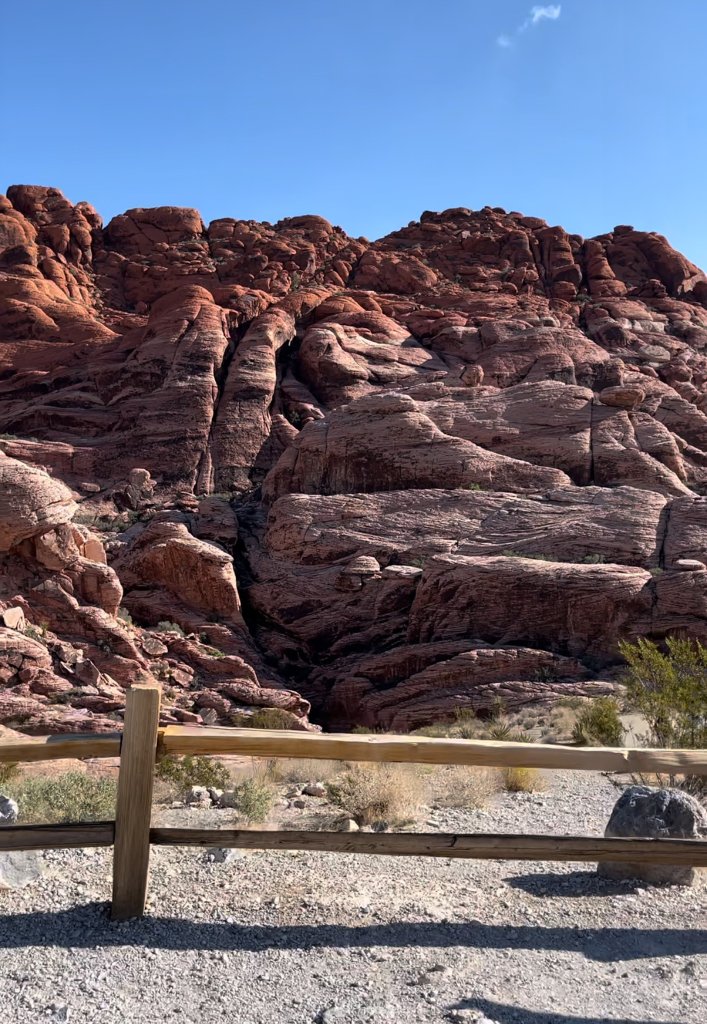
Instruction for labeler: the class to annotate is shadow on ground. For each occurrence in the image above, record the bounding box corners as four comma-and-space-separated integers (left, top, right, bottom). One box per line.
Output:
451, 996, 687, 1024
0, 903, 703, 963
505, 871, 646, 898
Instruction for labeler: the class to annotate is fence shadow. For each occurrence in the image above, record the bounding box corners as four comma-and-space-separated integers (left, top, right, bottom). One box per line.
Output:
0, 903, 704, 962
450, 997, 686, 1024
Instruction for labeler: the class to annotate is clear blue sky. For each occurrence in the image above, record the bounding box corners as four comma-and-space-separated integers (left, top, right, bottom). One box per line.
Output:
4, 1, 707, 269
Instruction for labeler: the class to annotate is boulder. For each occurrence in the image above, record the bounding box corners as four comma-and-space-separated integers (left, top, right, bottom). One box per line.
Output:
0, 851, 45, 890
0, 455, 76, 551
0, 793, 45, 890
0, 606, 25, 630
0, 795, 18, 823
598, 785, 707, 885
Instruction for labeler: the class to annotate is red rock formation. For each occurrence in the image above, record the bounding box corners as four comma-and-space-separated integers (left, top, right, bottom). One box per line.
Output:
1, 186, 707, 731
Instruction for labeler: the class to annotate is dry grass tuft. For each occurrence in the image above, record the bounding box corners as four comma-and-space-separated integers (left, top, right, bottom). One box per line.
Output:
502, 766, 545, 793
268, 757, 342, 786
326, 763, 423, 828
431, 765, 500, 809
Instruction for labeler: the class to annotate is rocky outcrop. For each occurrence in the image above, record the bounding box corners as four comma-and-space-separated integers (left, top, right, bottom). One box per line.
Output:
1, 187, 707, 731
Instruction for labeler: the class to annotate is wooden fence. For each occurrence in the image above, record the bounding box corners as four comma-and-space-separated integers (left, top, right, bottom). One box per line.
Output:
1, 683, 706, 921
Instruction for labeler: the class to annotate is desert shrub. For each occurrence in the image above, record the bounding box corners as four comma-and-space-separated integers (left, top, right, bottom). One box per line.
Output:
326, 764, 422, 828
117, 608, 133, 626
11, 773, 117, 824
156, 620, 185, 636
556, 695, 584, 711
231, 707, 295, 730
502, 766, 545, 793
156, 755, 230, 793
432, 766, 500, 808
580, 553, 607, 564
201, 644, 226, 658
412, 722, 451, 737
571, 697, 624, 747
274, 757, 341, 785
619, 636, 707, 796
229, 777, 274, 823
488, 721, 532, 743
532, 665, 558, 683
23, 623, 49, 645
0, 762, 19, 788
620, 637, 706, 748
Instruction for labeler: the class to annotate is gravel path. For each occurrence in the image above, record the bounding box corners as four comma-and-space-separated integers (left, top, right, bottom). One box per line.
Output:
0, 771, 705, 1024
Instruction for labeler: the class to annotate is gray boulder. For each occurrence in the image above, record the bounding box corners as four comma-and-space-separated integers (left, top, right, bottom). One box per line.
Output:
598, 785, 707, 885
0, 793, 45, 890
0, 851, 45, 890
0, 795, 18, 824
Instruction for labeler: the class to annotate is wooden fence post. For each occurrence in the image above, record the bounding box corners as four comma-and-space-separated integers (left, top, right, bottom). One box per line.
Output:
111, 684, 161, 921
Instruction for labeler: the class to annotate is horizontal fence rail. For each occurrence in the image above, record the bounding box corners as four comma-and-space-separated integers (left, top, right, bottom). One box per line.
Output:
0, 732, 121, 763
150, 828, 707, 866
0, 822, 115, 851
161, 725, 707, 776
0, 683, 705, 920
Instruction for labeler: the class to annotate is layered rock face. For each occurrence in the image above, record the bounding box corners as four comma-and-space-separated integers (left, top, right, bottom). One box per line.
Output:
1, 185, 707, 732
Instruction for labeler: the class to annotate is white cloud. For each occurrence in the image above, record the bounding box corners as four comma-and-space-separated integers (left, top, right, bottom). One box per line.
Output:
497, 4, 562, 47
530, 5, 562, 25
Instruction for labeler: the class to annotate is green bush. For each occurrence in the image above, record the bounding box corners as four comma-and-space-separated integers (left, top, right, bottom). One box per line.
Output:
201, 644, 226, 658
619, 636, 707, 796
156, 755, 230, 793
620, 637, 707, 748
10, 773, 117, 824
229, 778, 274, 823
571, 697, 624, 746
231, 708, 295, 730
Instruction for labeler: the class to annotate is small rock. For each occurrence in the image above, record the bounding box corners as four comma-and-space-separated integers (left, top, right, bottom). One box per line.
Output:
339, 818, 359, 832
0, 795, 19, 825
204, 848, 243, 864
292, 798, 307, 809
303, 782, 327, 798
208, 787, 224, 804
317, 1008, 347, 1024
185, 786, 211, 807
141, 636, 168, 657
0, 606, 25, 630
448, 1013, 498, 1023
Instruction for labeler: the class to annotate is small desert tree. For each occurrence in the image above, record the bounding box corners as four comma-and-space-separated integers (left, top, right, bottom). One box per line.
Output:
619, 635, 707, 796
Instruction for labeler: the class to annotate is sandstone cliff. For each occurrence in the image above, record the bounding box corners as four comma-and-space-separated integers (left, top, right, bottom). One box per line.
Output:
1, 185, 707, 732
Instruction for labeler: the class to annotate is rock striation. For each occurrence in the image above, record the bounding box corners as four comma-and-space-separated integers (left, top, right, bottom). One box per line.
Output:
1, 186, 707, 731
